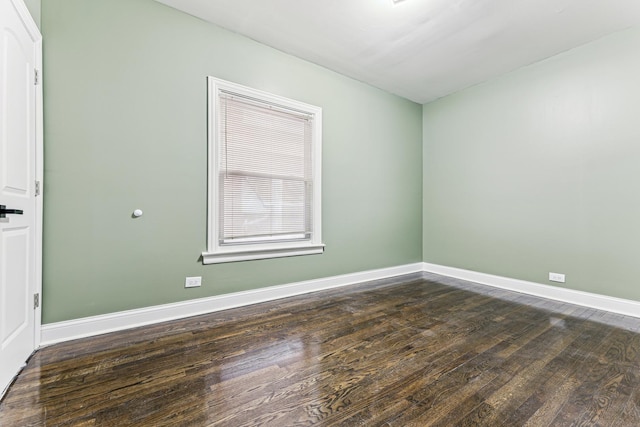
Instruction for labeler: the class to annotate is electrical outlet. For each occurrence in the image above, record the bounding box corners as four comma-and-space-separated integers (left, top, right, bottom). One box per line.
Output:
549, 272, 565, 283
185, 276, 202, 288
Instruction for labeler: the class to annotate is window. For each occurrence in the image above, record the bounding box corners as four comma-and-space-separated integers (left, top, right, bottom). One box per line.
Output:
202, 77, 324, 264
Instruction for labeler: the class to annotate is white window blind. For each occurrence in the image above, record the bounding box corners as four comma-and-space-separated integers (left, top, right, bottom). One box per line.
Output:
203, 77, 323, 264
218, 92, 314, 244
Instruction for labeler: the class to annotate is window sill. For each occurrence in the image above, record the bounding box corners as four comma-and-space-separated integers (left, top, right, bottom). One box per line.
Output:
202, 243, 325, 264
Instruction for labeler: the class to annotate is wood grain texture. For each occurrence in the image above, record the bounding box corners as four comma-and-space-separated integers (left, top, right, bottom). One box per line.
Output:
1, 272, 639, 426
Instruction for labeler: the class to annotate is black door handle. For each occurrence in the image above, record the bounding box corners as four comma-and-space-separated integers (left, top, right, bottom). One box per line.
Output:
0, 205, 24, 218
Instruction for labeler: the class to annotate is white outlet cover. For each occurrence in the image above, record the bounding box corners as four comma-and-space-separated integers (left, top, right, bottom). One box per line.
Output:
185, 276, 202, 288
549, 272, 566, 283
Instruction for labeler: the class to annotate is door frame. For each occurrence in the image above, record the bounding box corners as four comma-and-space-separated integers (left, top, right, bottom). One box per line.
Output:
32, 0, 43, 350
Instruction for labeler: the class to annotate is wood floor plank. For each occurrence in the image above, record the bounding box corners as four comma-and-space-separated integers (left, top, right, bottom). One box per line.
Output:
450, 310, 612, 425
1, 273, 639, 426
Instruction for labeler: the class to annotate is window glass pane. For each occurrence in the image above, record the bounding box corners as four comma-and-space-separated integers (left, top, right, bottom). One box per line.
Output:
221, 174, 311, 243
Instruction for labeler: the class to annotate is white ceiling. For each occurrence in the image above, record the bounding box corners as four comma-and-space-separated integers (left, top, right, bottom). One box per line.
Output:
156, 0, 640, 104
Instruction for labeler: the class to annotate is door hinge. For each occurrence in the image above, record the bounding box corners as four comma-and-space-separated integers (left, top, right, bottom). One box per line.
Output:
35, 180, 41, 196
34, 293, 40, 309
34, 69, 40, 86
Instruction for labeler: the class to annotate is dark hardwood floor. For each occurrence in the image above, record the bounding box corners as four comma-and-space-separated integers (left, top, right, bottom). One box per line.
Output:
1, 272, 639, 426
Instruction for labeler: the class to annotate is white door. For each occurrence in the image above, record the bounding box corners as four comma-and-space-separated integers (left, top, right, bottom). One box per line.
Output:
0, 0, 42, 397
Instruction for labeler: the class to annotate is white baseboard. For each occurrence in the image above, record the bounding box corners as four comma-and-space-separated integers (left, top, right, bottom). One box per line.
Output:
423, 262, 640, 319
41, 261, 640, 346
40, 263, 424, 346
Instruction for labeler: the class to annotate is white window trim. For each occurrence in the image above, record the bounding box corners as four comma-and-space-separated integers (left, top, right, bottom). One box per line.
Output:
202, 77, 324, 265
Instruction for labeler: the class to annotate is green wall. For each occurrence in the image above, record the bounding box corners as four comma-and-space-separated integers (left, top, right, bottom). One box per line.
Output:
43, 0, 640, 324
423, 25, 640, 302
24, 0, 40, 28
41, 0, 423, 323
